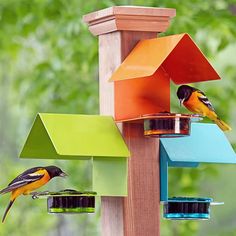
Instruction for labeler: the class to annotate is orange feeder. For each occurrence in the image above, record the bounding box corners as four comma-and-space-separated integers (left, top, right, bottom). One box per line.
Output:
110, 33, 220, 123
143, 113, 201, 138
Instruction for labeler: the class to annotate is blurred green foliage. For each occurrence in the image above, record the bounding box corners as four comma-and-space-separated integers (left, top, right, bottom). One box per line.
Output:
0, 0, 236, 235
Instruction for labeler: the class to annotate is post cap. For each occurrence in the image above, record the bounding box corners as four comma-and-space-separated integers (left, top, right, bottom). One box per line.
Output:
83, 6, 176, 36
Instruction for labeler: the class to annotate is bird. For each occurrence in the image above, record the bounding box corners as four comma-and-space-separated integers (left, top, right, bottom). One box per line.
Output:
0, 165, 67, 223
176, 85, 231, 131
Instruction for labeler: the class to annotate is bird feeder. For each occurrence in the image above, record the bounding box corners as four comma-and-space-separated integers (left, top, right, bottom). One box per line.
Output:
143, 113, 201, 138
160, 123, 236, 220
163, 197, 214, 220
109, 33, 221, 128
20, 113, 130, 196
32, 189, 97, 214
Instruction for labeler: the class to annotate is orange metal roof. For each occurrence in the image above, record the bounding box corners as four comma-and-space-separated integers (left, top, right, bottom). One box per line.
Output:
110, 33, 220, 84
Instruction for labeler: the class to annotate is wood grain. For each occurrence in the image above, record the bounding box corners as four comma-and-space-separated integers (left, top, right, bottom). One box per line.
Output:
101, 197, 124, 236
123, 123, 160, 236
120, 32, 160, 236
83, 6, 176, 22
99, 31, 124, 236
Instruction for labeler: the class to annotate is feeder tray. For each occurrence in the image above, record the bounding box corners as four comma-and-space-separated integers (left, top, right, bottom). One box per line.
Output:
163, 197, 223, 220
143, 113, 201, 138
32, 189, 97, 214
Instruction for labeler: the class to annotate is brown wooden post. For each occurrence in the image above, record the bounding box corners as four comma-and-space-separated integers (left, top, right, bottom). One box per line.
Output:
83, 6, 176, 236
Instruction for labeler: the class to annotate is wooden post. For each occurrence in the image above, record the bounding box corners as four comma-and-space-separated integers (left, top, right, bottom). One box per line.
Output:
83, 6, 176, 236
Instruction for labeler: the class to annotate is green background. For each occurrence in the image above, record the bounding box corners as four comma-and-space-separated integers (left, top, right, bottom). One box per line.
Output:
0, 0, 236, 235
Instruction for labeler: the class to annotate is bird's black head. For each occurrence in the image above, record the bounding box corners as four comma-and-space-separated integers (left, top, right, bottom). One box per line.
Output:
45, 166, 67, 178
177, 85, 196, 106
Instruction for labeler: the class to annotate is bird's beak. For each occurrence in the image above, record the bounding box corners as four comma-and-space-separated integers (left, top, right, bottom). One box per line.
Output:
179, 98, 185, 106
59, 172, 68, 177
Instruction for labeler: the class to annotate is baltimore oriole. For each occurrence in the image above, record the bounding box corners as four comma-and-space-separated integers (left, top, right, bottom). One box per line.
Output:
0, 165, 67, 223
177, 85, 231, 131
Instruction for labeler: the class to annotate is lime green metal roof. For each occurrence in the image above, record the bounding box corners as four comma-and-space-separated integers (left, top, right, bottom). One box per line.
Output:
20, 113, 130, 160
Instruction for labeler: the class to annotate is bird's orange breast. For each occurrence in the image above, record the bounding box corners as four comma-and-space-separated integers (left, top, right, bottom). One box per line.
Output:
183, 91, 209, 116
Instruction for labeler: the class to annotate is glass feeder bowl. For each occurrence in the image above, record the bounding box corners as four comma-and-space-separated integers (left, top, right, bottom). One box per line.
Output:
32, 189, 97, 214
163, 197, 223, 220
142, 113, 201, 138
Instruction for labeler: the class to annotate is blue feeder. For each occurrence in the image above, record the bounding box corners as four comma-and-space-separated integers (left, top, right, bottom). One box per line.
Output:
160, 123, 236, 220
163, 197, 213, 220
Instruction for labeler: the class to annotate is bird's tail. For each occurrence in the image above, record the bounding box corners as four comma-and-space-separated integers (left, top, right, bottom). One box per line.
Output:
208, 112, 231, 131
2, 199, 15, 223
214, 117, 232, 131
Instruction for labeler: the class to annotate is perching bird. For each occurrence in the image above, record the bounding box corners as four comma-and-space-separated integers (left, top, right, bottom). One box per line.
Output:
177, 85, 231, 131
0, 165, 67, 223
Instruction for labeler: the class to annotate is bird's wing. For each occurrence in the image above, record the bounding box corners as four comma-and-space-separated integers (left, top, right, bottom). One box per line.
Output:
197, 91, 215, 111
0, 167, 45, 195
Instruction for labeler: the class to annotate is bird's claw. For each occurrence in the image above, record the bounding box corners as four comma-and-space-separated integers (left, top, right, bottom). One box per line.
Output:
32, 194, 38, 200
32, 192, 38, 199
31, 192, 40, 199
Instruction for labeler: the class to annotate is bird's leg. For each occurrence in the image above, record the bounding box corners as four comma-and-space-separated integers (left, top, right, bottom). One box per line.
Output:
31, 191, 50, 199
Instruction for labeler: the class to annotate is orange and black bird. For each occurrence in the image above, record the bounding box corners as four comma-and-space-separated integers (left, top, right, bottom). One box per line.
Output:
177, 85, 231, 131
0, 165, 67, 223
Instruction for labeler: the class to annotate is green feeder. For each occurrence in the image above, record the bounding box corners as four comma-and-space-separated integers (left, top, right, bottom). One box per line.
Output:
20, 113, 130, 196
32, 189, 97, 214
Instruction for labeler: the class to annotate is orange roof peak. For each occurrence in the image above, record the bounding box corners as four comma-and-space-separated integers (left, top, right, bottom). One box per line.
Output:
110, 33, 220, 84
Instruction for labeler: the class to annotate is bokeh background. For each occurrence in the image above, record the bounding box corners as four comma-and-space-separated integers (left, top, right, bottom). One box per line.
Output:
0, 0, 236, 235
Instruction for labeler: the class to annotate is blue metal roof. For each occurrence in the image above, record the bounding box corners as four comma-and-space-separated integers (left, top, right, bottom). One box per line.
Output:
160, 123, 236, 164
